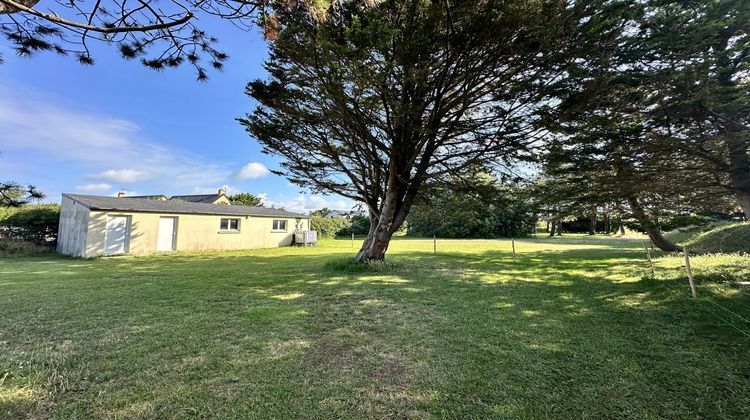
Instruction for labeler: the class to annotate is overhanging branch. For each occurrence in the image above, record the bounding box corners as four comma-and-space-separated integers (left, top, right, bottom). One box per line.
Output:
0, 0, 193, 33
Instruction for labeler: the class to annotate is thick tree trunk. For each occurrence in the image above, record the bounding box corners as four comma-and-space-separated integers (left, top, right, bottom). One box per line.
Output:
545, 220, 550, 233
627, 196, 681, 252
726, 129, 750, 219
548, 219, 556, 237
354, 207, 399, 263
618, 220, 625, 235
353, 169, 424, 263
556, 219, 563, 236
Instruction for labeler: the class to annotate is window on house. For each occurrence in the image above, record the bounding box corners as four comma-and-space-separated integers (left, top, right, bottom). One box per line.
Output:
220, 218, 240, 231
272, 220, 287, 231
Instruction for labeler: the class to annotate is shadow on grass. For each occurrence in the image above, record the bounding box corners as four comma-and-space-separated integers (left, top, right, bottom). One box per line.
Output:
1, 243, 749, 417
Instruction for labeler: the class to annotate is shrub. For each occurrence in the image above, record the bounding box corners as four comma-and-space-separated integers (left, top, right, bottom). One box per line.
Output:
0, 238, 52, 255
310, 216, 352, 238
0, 204, 60, 244
337, 215, 371, 236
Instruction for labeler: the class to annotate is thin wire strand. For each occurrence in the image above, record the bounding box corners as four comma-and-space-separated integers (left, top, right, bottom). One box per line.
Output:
699, 304, 750, 339
697, 290, 750, 321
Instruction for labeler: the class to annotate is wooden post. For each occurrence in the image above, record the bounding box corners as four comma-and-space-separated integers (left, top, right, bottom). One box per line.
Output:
433, 235, 436, 255
511, 237, 516, 262
643, 241, 654, 277
683, 246, 697, 299
351, 232, 354, 248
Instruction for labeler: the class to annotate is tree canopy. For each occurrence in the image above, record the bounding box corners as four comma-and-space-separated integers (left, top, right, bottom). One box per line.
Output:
229, 192, 264, 206
0, 181, 43, 207
538, 0, 750, 250
241, 0, 605, 262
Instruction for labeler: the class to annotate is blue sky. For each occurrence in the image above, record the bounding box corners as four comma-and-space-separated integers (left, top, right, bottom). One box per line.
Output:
0, 16, 351, 213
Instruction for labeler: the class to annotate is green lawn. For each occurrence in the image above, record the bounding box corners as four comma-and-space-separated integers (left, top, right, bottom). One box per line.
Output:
1, 235, 749, 418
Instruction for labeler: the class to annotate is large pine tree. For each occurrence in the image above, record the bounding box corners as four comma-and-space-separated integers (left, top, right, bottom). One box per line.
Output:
242, 0, 599, 262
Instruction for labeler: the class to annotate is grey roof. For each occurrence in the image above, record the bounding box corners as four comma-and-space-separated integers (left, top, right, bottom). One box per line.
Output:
64, 194, 309, 218
127, 195, 168, 200
324, 210, 351, 218
170, 194, 222, 203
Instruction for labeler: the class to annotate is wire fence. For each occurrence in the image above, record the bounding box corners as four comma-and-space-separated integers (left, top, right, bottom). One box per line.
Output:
641, 248, 750, 339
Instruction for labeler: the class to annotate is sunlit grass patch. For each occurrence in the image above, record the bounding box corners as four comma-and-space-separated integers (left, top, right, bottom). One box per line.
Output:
0, 234, 748, 418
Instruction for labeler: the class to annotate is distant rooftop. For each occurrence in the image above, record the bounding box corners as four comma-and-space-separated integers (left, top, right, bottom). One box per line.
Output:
64, 194, 309, 219
170, 194, 223, 204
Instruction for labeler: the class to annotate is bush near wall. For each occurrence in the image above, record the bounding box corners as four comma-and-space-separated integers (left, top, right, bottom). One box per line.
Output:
0, 204, 60, 245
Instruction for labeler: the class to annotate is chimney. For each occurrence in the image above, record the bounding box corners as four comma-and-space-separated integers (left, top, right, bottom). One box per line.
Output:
218, 187, 226, 196
117, 192, 125, 198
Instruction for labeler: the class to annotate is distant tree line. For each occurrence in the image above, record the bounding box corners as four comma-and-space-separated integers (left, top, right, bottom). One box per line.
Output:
406, 171, 536, 238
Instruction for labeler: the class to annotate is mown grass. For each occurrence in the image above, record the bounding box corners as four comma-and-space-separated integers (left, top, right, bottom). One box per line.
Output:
682, 222, 750, 254
1, 235, 749, 418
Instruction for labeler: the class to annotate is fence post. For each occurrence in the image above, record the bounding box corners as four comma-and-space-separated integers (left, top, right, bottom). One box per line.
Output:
511, 237, 516, 262
683, 246, 697, 299
643, 241, 654, 277
433, 235, 436, 255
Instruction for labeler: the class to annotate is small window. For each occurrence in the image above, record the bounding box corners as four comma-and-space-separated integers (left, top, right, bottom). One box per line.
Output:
220, 218, 240, 231
272, 220, 287, 231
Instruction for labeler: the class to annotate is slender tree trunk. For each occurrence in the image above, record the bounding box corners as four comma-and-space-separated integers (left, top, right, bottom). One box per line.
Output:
556, 219, 563, 236
545, 220, 550, 233
588, 206, 597, 235
627, 196, 681, 252
619, 220, 625, 235
603, 212, 611, 234
726, 129, 750, 219
548, 219, 556, 237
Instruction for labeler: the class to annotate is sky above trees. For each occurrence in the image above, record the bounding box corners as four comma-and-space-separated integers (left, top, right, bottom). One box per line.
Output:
0, 13, 352, 213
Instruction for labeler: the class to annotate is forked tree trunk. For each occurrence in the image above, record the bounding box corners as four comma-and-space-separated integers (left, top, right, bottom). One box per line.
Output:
726, 129, 750, 219
353, 173, 423, 263
627, 196, 681, 252
355, 209, 399, 263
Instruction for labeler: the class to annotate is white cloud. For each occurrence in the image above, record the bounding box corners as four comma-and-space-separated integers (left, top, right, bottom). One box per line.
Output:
75, 183, 112, 193
89, 169, 150, 183
234, 162, 270, 180
0, 88, 231, 191
262, 194, 352, 214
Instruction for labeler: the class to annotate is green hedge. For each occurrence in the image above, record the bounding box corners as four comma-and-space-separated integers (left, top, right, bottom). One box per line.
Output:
0, 204, 60, 244
310, 215, 371, 238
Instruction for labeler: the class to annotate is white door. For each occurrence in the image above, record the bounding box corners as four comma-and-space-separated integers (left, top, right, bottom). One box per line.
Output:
104, 216, 130, 255
157, 217, 177, 251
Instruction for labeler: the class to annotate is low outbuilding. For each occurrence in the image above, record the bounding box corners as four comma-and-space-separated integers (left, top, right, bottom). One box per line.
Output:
57, 193, 310, 257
